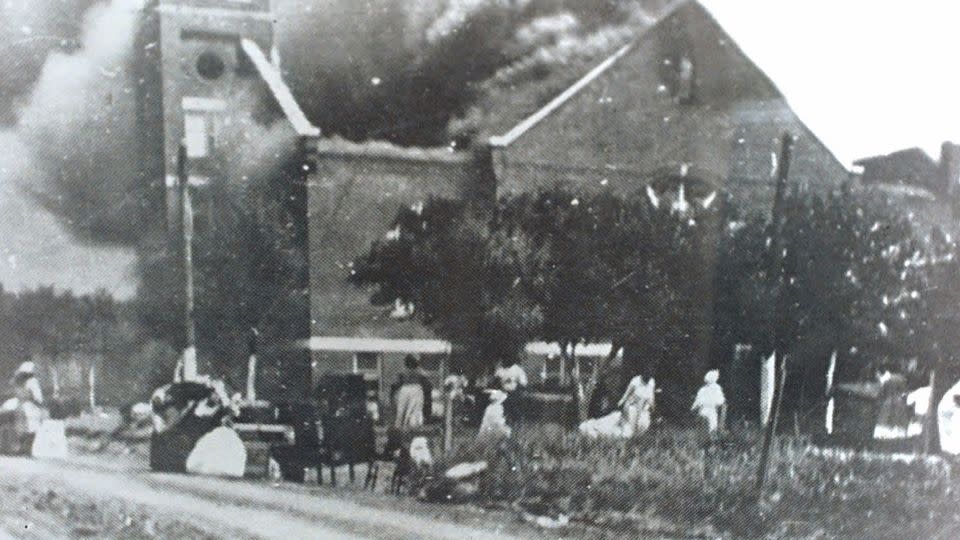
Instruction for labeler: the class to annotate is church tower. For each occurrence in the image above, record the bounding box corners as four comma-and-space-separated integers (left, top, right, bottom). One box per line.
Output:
137, 0, 280, 231
134, 0, 319, 389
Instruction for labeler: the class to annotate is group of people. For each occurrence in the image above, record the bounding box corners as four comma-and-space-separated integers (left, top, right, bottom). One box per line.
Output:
389, 353, 732, 442
579, 369, 727, 439
829, 363, 960, 455
389, 355, 533, 440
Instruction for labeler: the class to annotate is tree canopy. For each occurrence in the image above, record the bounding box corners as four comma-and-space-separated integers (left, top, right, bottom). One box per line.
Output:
352, 183, 960, 425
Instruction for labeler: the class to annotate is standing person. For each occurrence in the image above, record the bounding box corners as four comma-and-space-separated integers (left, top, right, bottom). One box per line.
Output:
906, 385, 932, 438
495, 359, 528, 426
872, 364, 910, 441
394, 355, 427, 430
937, 377, 960, 455
1, 362, 45, 454
834, 363, 910, 446
618, 375, 655, 437
691, 370, 726, 434
478, 389, 511, 439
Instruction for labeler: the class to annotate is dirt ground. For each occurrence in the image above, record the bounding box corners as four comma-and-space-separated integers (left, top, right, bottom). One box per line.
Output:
0, 447, 587, 540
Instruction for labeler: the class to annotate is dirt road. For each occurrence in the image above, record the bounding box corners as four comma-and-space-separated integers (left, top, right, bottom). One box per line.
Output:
0, 454, 541, 540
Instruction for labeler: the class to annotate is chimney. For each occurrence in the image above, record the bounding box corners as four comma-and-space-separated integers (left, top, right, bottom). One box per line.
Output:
938, 141, 960, 196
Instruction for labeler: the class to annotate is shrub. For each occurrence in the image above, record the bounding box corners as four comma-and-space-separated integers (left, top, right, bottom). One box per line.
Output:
435, 424, 958, 537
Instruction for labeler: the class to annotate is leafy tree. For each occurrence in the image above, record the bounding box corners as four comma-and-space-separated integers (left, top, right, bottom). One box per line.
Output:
351, 199, 543, 375
502, 187, 724, 419
352, 186, 726, 420
75, 290, 117, 409
13, 287, 83, 366
713, 187, 925, 427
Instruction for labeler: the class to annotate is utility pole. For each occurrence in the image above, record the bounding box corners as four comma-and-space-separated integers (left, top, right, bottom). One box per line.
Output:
755, 132, 795, 496
178, 143, 198, 381
246, 327, 259, 402
922, 368, 936, 454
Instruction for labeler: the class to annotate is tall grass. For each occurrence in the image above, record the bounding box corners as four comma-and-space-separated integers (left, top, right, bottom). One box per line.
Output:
434, 424, 958, 538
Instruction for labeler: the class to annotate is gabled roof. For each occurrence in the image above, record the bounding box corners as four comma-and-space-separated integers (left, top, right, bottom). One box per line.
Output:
486, 0, 691, 148
486, 0, 845, 175
240, 39, 321, 138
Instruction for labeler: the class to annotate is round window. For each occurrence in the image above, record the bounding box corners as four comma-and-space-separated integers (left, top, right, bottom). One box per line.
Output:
196, 51, 226, 81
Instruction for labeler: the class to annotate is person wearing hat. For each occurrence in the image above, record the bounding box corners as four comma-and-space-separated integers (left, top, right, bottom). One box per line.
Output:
691, 369, 726, 433
2, 362, 45, 454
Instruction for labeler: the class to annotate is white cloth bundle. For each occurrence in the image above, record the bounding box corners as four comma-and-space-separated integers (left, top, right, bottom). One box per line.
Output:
938, 379, 960, 455
186, 426, 247, 478
31, 420, 67, 459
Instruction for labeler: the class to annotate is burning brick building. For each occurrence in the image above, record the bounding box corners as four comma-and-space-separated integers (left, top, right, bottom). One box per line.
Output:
304, 0, 849, 403
137, 0, 848, 403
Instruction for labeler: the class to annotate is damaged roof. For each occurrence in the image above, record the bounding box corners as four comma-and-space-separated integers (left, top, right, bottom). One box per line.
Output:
487, 0, 847, 177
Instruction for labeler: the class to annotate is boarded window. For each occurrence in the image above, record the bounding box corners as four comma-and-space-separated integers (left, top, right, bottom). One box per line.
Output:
184, 113, 209, 158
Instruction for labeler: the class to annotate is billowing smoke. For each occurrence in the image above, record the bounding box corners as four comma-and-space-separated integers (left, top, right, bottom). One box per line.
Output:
2, 0, 145, 246
1, 0, 297, 247
0, 0, 99, 125
0, 0, 668, 286
275, 0, 666, 146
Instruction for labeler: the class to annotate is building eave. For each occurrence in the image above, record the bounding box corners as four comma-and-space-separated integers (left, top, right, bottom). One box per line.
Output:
239, 38, 321, 139
487, 0, 692, 149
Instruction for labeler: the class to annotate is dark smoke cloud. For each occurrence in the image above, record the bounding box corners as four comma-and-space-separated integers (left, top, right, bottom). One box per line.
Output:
275, 0, 665, 146
2, 0, 295, 248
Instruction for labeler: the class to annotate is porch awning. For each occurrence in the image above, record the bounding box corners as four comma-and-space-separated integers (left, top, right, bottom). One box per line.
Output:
307, 336, 452, 354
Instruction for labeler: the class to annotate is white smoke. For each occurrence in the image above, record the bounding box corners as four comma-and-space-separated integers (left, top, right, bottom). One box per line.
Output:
0, 0, 145, 294
3, 0, 145, 245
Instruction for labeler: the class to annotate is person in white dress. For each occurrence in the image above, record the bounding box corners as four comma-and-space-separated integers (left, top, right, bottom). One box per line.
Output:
937, 378, 960, 455
478, 389, 511, 439
579, 375, 655, 439
1, 362, 46, 454
618, 375, 656, 437
692, 370, 726, 433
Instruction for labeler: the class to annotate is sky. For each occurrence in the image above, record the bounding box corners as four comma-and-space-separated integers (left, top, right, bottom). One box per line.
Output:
701, 0, 959, 163
0, 161, 137, 299
1, 0, 958, 300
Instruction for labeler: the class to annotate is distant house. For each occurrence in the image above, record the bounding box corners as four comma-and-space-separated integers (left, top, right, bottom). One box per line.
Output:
853, 142, 960, 234
855, 148, 941, 191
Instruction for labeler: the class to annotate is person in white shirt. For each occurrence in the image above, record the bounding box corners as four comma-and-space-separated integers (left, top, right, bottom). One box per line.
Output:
1, 362, 46, 454
692, 370, 726, 433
